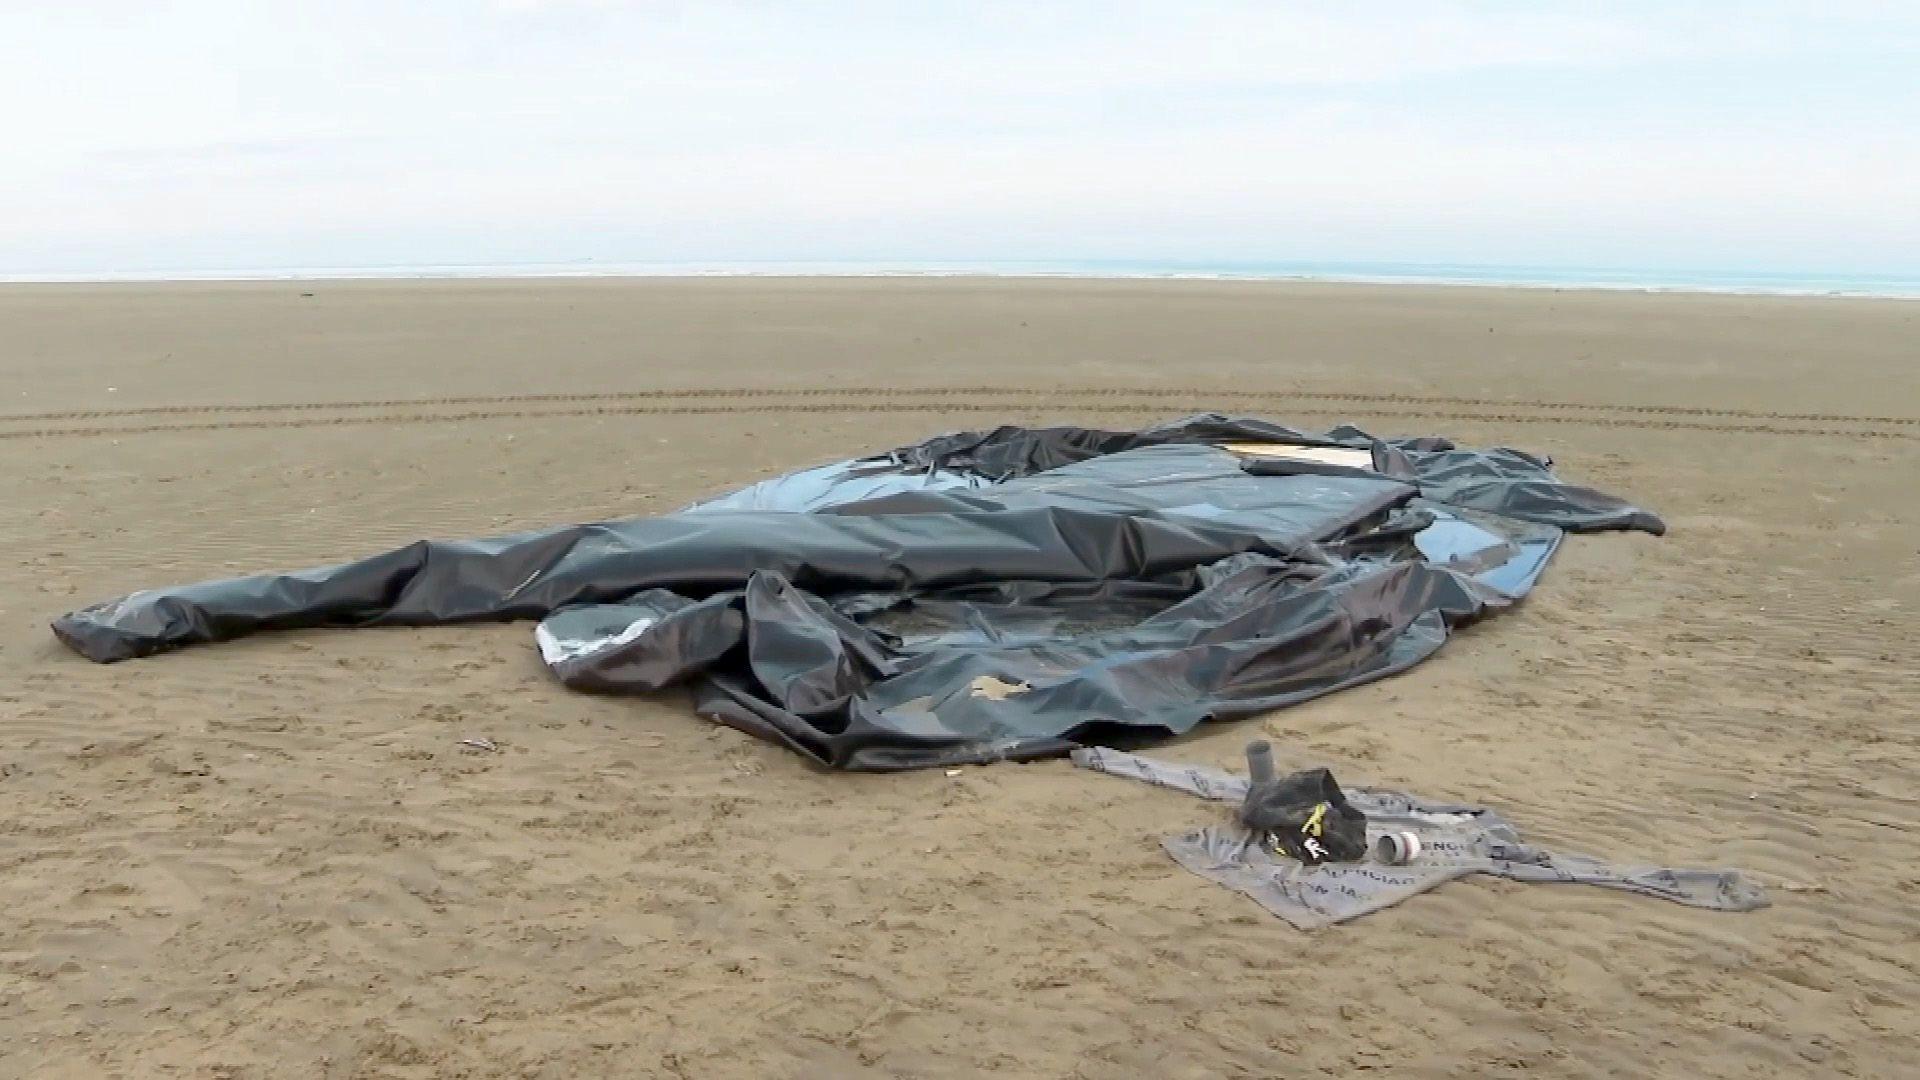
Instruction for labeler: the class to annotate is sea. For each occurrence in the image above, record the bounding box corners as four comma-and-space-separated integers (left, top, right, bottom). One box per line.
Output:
6, 260, 1918, 298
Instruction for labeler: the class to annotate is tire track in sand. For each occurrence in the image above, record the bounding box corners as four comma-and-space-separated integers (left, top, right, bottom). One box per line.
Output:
0, 389, 1915, 442
4, 385, 1916, 426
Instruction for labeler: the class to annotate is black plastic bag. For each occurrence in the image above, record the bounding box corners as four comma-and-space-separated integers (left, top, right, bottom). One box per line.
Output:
1239, 767, 1370, 865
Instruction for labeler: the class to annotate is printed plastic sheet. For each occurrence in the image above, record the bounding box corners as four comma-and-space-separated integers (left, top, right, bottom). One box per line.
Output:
1072, 747, 1768, 928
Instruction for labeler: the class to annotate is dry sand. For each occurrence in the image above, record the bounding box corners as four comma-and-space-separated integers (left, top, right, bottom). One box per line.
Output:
2, 278, 1917, 1078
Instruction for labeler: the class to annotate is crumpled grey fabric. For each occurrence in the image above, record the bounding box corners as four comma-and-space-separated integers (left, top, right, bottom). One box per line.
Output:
1071, 747, 1768, 929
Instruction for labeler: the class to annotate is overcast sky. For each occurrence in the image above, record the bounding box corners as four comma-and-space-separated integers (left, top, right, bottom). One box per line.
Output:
4, 2, 1917, 275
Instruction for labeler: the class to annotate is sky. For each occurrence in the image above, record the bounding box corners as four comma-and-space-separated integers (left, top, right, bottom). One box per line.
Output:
3, 1, 1918, 277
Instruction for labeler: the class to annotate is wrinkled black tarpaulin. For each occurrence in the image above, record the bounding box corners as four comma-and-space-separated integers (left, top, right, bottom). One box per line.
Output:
53, 415, 1663, 770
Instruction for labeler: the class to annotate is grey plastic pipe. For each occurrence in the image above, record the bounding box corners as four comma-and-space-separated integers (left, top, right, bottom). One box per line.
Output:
1245, 740, 1276, 784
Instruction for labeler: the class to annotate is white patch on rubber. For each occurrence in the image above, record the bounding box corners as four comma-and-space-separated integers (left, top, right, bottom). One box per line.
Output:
535, 617, 656, 667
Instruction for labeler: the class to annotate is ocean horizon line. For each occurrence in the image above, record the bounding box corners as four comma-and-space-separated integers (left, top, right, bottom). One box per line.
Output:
5, 260, 1918, 299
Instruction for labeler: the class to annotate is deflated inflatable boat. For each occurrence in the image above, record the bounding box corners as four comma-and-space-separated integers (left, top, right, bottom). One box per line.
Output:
54, 414, 1661, 770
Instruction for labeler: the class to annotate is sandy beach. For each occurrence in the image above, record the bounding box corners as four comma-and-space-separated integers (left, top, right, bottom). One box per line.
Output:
2, 278, 1917, 1078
